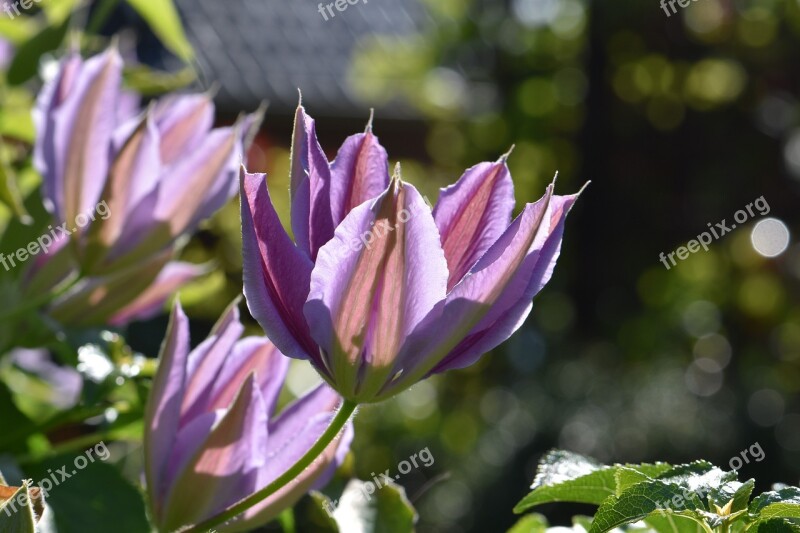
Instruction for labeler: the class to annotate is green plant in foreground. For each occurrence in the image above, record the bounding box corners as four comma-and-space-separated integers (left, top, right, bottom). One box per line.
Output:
513, 450, 800, 533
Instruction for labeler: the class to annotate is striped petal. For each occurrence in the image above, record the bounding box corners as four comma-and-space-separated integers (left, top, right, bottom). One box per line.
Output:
225, 384, 351, 532
208, 337, 289, 416
382, 186, 580, 398
304, 173, 448, 402
33, 52, 83, 218
329, 126, 390, 227
108, 261, 207, 327
180, 302, 245, 422
83, 114, 161, 268
160, 375, 268, 531
240, 169, 320, 363
433, 157, 515, 291
144, 300, 190, 518
52, 49, 122, 231
289, 105, 334, 259
153, 94, 214, 165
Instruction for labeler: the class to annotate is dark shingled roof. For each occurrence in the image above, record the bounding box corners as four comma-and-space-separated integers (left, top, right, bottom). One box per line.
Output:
174, 0, 429, 118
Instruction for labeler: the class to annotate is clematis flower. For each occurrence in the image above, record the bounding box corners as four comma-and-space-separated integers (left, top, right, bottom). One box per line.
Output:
144, 300, 352, 532
24, 48, 259, 326
241, 104, 582, 403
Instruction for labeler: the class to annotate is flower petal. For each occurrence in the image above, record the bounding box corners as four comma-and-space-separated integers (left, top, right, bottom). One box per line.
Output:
160, 375, 268, 531
153, 94, 214, 165
383, 186, 580, 398
304, 174, 448, 401
289, 105, 334, 259
33, 52, 83, 218
144, 300, 190, 517
180, 302, 245, 422
225, 384, 350, 531
52, 49, 122, 229
107, 261, 207, 327
209, 337, 289, 416
47, 249, 172, 327
329, 128, 390, 226
84, 114, 161, 267
433, 158, 515, 291
240, 169, 321, 364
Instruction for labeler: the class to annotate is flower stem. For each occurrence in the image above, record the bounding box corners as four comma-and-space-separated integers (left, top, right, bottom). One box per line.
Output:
183, 399, 358, 533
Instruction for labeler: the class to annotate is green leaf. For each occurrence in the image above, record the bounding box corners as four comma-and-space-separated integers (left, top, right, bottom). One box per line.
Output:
645, 513, 708, 533
589, 480, 706, 533
23, 457, 149, 533
124, 0, 194, 61
750, 488, 800, 516
617, 467, 655, 496
0, 380, 37, 453
752, 519, 800, 533
748, 487, 800, 532
514, 450, 672, 513
329, 479, 418, 533
295, 492, 340, 532
0, 483, 38, 533
7, 16, 71, 86
730, 479, 756, 513
508, 513, 549, 533
122, 65, 196, 96
42, 0, 83, 24
0, 17, 37, 44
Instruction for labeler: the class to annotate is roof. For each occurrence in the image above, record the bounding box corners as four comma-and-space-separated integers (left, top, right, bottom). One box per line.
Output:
173, 0, 430, 118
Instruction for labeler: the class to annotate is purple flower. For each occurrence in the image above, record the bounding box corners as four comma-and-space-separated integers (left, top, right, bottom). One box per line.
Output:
26, 48, 259, 326
144, 300, 352, 532
241, 105, 581, 403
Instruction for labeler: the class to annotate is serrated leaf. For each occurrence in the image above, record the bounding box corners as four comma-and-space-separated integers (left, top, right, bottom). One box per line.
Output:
514, 450, 672, 513
731, 479, 756, 512
331, 479, 417, 533
124, 0, 193, 61
589, 480, 706, 533
751, 488, 800, 516
656, 461, 739, 509
617, 468, 655, 496
508, 513, 549, 533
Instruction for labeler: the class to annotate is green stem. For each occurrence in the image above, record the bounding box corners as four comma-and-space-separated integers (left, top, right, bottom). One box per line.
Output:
183, 399, 358, 533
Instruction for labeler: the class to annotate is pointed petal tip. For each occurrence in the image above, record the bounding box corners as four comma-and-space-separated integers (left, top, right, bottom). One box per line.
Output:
365, 108, 375, 133
498, 144, 516, 163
